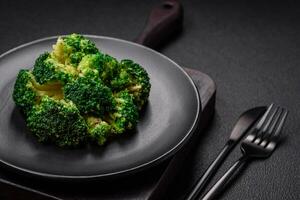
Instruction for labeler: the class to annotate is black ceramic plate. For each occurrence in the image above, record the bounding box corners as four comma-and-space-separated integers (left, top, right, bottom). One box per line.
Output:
0, 35, 201, 180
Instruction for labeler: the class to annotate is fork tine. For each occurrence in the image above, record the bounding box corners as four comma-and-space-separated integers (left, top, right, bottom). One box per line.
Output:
261, 106, 279, 133
272, 109, 288, 138
260, 108, 283, 146
255, 103, 274, 130
260, 108, 288, 147
266, 108, 283, 136
254, 105, 279, 144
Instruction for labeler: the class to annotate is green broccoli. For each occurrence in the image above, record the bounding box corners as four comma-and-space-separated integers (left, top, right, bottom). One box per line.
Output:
12, 33, 150, 148
85, 116, 111, 145
13, 69, 63, 114
77, 53, 103, 78
98, 54, 119, 84
13, 70, 37, 113
32, 52, 78, 84
109, 90, 139, 134
63, 76, 115, 116
110, 60, 151, 109
52, 34, 99, 66
27, 96, 87, 147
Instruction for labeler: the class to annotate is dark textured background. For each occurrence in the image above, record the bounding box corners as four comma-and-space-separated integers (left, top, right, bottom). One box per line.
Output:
0, 0, 299, 199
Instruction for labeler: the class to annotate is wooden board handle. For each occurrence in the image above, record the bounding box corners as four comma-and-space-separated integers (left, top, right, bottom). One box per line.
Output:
135, 0, 183, 49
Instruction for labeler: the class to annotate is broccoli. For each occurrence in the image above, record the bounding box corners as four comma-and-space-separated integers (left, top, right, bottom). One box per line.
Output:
13, 70, 37, 113
109, 90, 139, 134
110, 60, 151, 109
85, 116, 111, 145
27, 96, 87, 147
84, 91, 138, 142
13, 69, 63, 114
63, 76, 115, 116
33, 52, 78, 84
12, 33, 150, 148
98, 54, 119, 84
52, 34, 99, 66
77, 53, 103, 78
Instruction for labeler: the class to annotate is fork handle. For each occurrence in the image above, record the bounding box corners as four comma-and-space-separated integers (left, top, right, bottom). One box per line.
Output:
201, 156, 249, 200
186, 141, 235, 200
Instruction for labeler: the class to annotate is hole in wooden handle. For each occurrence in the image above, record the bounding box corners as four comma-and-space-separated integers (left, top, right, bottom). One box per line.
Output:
162, 2, 174, 9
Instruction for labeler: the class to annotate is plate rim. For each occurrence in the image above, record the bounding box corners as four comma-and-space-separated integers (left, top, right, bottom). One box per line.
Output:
0, 35, 201, 180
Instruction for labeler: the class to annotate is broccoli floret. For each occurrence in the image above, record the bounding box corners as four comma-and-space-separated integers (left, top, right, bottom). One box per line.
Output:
63, 76, 115, 116
85, 116, 111, 145
27, 96, 87, 147
52, 34, 99, 66
33, 52, 78, 84
64, 34, 98, 54
110, 60, 151, 109
77, 53, 103, 78
109, 91, 138, 134
98, 54, 119, 84
13, 69, 63, 114
13, 70, 37, 113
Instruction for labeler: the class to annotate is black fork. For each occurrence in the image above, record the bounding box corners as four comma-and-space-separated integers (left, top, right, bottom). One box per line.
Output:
201, 104, 288, 200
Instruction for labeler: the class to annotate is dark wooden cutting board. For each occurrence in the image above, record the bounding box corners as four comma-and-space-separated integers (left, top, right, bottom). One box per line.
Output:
0, 67, 216, 200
